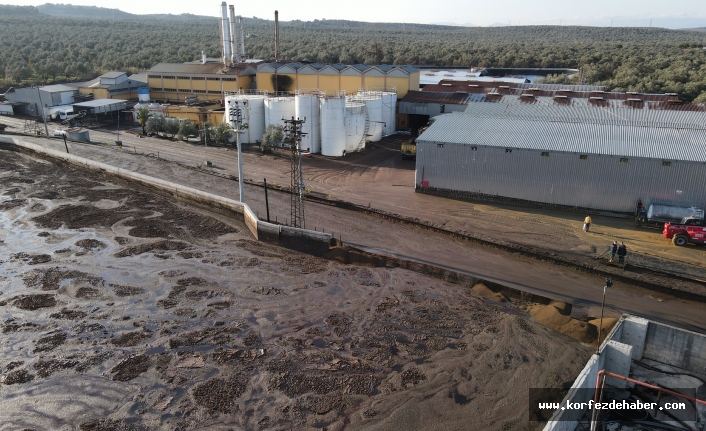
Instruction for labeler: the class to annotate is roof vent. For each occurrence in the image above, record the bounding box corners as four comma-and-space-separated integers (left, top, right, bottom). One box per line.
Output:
520, 93, 535, 97
554, 95, 568, 99
441, 83, 452, 86
455, 91, 468, 94
665, 93, 678, 96
528, 87, 540, 91
626, 98, 642, 102
559, 89, 574, 92
589, 96, 605, 100
499, 85, 510, 89
468, 84, 479, 87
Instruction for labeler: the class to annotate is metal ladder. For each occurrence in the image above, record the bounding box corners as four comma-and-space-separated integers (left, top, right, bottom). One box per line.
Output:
355, 111, 370, 152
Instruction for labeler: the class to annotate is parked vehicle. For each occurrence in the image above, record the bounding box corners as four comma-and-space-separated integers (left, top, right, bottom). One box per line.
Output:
401, 138, 416, 160
636, 204, 704, 228
663, 217, 706, 246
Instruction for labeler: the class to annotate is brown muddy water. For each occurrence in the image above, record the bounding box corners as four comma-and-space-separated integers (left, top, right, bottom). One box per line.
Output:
0, 148, 591, 430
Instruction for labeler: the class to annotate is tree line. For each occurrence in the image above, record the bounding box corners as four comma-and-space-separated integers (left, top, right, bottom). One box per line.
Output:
1, 6, 705, 102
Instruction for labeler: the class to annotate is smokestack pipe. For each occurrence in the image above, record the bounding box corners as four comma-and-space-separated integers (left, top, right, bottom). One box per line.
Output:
229, 5, 239, 64
220, 2, 231, 66
238, 16, 245, 58
202, 50, 207, 64
274, 10, 280, 62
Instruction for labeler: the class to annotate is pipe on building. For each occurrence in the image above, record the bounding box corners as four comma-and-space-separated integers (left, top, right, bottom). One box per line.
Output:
220, 2, 231, 66
591, 369, 706, 431
238, 16, 245, 58
229, 5, 239, 64
274, 10, 280, 62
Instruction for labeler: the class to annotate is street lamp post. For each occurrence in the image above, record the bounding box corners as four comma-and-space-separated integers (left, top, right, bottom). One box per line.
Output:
596, 278, 613, 354
228, 104, 245, 202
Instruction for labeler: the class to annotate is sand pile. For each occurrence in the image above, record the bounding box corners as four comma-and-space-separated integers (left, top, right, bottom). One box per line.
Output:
589, 317, 619, 340
528, 303, 598, 343
471, 283, 508, 302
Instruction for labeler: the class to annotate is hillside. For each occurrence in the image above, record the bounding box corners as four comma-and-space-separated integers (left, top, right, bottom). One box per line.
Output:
0, 12, 705, 101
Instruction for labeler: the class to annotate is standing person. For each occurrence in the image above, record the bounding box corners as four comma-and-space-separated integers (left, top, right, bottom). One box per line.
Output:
583, 215, 592, 232
617, 242, 627, 264
609, 241, 618, 263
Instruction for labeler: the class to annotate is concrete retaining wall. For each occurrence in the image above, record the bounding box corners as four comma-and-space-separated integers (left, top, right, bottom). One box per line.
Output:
0, 136, 331, 257
642, 321, 706, 373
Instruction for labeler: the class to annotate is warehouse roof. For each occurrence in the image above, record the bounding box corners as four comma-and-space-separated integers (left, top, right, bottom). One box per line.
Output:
461, 102, 706, 129
40, 84, 76, 93
401, 90, 476, 104
417, 113, 706, 163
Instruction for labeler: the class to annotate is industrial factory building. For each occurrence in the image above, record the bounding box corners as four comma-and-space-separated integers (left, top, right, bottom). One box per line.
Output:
255, 62, 419, 99
415, 113, 706, 213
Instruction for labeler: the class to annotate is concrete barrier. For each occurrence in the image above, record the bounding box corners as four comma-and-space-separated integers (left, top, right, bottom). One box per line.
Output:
0, 136, 333, 257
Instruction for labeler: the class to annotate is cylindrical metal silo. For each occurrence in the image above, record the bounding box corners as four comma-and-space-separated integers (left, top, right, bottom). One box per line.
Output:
320, 97, 346, 157
264, 96, 296, 129
295, 94, 321, 153
351, 91, 384, 142
345, 101, 366, 153
381, 91, 397, 135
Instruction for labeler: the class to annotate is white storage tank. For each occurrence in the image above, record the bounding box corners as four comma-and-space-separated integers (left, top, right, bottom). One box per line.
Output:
137, 88, 150, 102
351, 92, 384, 142
320, 97, 346, 157
295, 94, 321, 153
381, 91, 397, 135
344, 102, 366, 153
225, 94, 266, 143
264, 96, 296, 129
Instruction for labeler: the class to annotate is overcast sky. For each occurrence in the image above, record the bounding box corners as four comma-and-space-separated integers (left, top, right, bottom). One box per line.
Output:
6, 0, 706, 28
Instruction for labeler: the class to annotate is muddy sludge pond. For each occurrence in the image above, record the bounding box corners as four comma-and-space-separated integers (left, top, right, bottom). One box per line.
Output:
0, 149, 591, 430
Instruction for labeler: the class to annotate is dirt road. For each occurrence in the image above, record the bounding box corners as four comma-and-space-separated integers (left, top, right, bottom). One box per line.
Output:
1, 121, 705, 333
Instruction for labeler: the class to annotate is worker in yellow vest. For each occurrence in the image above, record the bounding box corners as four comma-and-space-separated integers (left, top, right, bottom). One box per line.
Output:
583, 215, 592, 232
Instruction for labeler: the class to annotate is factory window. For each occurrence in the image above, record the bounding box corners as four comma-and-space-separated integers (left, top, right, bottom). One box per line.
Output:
471, 146, 477, 151
147, 75, 161, 79
177, 76, 190, 80
541, 152, 550, 157
207, 78, 220, 81
162, 76, 175, 79
192, 77, 205, 80
662, 161, 672, 167
222, 78, 237, 81
620, 158, 629, 163
192, 90, 206, 93
505, 149, 512, 153
164, 88, 176, 92
437, 143, 444, 148
579, 155, 588, 160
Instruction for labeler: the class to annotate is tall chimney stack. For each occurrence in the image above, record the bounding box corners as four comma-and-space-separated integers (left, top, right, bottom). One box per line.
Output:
238, 16, 245, 58
229, 5, 239, 64
274, 10, 280, 62
220, 2, 231, 66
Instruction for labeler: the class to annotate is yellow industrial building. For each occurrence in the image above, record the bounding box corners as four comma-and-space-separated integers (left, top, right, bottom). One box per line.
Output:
147, 62, 258, 103
146, 61, 419, 102
254, 62, 420, 98
77, 72, 148, 100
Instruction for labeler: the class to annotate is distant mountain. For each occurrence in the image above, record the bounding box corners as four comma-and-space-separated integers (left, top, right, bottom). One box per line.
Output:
34, 3, 214, 20
0, 4, 43, 16
431, 22, 477, 27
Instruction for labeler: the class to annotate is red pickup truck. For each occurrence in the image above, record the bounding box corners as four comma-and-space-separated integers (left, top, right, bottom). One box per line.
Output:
663, 217, 706, 246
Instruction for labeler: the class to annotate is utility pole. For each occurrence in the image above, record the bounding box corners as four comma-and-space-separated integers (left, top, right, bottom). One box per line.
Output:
228, 104, 245, 202
282, 116, 307, 228
596, 278, 612, 354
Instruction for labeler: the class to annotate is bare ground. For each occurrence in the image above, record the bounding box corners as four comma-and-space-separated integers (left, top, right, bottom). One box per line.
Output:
0, 149, 591, 430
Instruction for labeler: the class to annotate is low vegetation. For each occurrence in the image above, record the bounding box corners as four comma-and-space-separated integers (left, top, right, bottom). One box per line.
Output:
1, 4, 705, 101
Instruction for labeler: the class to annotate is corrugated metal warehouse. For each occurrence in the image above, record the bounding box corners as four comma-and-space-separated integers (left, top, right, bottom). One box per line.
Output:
415, 113, 706, 212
